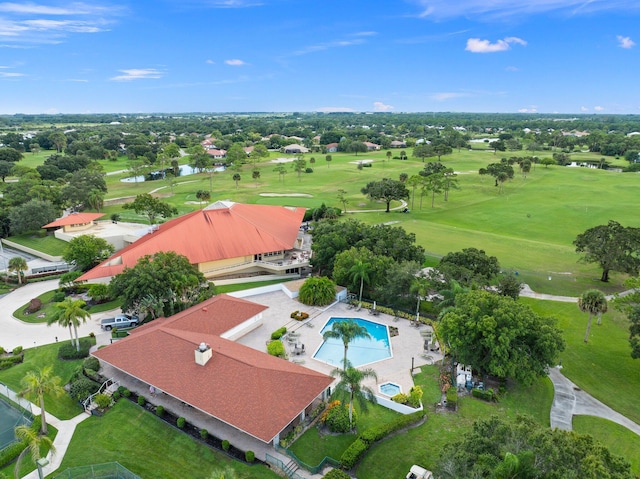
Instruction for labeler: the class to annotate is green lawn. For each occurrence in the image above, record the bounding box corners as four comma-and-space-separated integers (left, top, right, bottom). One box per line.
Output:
523, 298, 640, 425
215, 279, 290, 294
5, 234, 68, 257
0, 341, 88, 420
355, 367, 554, 479
47, 400, 279, 479
13, 290, 121, 324
573, 416, 640, 475
288, 401, 402, 467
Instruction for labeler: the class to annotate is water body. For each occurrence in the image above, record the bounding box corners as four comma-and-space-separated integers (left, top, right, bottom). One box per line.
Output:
121, 165, 225, 183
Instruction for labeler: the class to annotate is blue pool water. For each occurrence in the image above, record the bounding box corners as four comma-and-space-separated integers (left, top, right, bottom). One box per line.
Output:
379, 382, 402, 396
314, 317, 392, 368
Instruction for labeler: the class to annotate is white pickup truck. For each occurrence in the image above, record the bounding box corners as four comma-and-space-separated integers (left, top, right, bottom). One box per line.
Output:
406, 465, 433, 479
100, 314, 140, 331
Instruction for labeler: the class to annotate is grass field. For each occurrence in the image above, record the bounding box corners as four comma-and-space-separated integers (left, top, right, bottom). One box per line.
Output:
0, 340, 87, 420
21, 146, 629, 296
48, 400, 279, 479
523, 298, 640, 425
573, 416, 640, 475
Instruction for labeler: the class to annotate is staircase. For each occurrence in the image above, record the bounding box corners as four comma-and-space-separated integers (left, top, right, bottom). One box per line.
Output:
282, 459, 300, 478
82, 378, 119, 414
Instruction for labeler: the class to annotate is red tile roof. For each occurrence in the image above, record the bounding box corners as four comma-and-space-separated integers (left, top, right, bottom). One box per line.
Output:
43, 213, 105, 228
77, 202, 305, 281
93, 294, 332, 443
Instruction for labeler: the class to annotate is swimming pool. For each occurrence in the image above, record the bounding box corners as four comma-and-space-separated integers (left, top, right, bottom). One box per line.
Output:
314, 317, 392, 368
379, 382, 402, 396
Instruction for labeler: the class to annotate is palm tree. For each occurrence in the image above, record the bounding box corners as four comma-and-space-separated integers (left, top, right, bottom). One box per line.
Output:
578, 289, 608, 343
232, 173, 241, 189
207, 467, 237, 479
195, 189, 211, 208
349, 259, 371, 306
323, 320, 371, 370
8, 256, 28, 285
20, 366, 64, 435
13, 424, 55, 479
48, 298, 90, 351
87, 189, 105, 212
410, 275, 430, 321
331, 366, 377, 430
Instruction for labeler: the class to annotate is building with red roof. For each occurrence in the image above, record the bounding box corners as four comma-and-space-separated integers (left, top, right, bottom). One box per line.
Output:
77, 201, 309, 282
93, 294, 333, 444
43, 213, 105, 233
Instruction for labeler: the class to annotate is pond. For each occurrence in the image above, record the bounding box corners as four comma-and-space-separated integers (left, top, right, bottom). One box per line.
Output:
121, 164, 225, 183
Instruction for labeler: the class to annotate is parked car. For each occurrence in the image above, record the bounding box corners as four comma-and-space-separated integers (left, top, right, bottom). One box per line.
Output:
100, 314, 140, 331
406, 465, 433, 479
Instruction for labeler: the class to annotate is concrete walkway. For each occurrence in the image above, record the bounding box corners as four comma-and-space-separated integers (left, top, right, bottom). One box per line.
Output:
549, 367, 640, 435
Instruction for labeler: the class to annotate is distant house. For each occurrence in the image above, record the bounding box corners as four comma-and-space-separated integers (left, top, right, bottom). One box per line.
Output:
93, 294, 333, 445
243, 146, 254, 155
390, 140, 406, 148
283, 144, 309, 154
205, 149, 227, 159
77, 201, 309, 283
325, 143, 339, 153
364, 142, 380, 151
43, 213, 105, 234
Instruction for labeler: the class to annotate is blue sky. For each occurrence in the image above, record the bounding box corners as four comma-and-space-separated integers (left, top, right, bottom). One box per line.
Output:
1, 0, 640, 114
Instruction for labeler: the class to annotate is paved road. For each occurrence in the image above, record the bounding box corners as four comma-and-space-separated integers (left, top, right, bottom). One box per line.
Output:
0, 279, 114, 351
549, 367, 640, 435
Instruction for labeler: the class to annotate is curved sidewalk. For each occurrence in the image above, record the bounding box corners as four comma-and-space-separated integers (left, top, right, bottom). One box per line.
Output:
549, 367, 640, 435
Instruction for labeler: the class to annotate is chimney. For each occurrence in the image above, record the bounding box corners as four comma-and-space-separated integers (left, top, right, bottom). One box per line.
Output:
194, 342, 212, 366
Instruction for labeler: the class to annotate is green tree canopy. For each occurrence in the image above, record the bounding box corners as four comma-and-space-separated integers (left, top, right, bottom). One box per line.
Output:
578, 289, 608, 343
438, 247, 500, 287
574, 220, 640, 282
360, 178, 409, 213
310, 218, 424, 277
8, 199, 59, 235
298, 276, 336, 306
8, 256, 28, 285
439, 290, 565, 384
332, 247, 393, 302
0, 147, 23, 162
122, 193, 179, 224
436, 415, 634, 479
48, 297, 91, 351
62, 234, 115, 272
61, 168, 107, 210
109, 251, 214, 317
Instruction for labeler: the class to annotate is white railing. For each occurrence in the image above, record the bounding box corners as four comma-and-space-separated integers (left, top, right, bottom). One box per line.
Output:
82, 378, 119, 413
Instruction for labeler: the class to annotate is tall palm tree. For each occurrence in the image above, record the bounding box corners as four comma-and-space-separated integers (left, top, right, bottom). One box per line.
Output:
13, 424, 55, 479
48, 298, 90, 351
8, 256, 28, 285
323, 320, 371, 370
410, 275, 430, 320
349, 259, 371, 306
20, 366, 64, 435
578, 289, 608, 343
331, 366, 378, 430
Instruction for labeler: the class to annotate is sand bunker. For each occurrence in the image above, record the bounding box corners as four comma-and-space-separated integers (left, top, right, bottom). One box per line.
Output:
259, 193, 313, 197
348, 159, 374, 164
271, 158, 297, 163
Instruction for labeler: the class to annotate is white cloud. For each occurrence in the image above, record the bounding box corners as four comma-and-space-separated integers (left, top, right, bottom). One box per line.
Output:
505, 66, 520, 72
518, 107, 537, 113
617, 35, 635, 48
292, 38, 365, 56
0, 3, 109, 15
409, 0, 640, 21
110, 68, 163, 81
316, 106, 355, 113
225, 59, 246, 66
431, 92, 470, 101
205, 59, 215, 64
466, 37, 526, 53
373, 101, 394, 112
0, 71, 23, 77
581, 106, 589, 111
594, 106, 604, 111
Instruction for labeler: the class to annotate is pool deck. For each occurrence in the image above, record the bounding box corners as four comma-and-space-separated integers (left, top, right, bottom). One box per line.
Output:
235, 291, 442, 397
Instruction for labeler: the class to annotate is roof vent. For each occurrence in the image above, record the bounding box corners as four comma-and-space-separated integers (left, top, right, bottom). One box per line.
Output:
195, 342, 212, 366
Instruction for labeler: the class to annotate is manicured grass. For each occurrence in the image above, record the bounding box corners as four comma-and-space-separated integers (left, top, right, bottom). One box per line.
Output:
48, 400, 279, 479
13, 290, 121, 324
522, 298, 640, 425
355, 367, 554, 479
0, 341, 88, 420
0, 425, 58, 479
573, 416, 640, 475
6, 234, 68, 257
215, 279, 290, 294
288, 401, 402, 467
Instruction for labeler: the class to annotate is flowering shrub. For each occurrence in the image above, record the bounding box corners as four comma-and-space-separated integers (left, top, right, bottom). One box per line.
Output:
320, 400, 341, 423
323, 402, 356, 433
408, 385, 423, 408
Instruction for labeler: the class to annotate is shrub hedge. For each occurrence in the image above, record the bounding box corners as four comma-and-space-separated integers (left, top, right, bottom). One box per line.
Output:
177, 417, 185, 428
267, 340, 286, 358
245, 450, 255, 463
270, 327, 287, 340
58, 339, 92, 360
340, 411, 425, 470
323, 469, 351, 479
0, 440, 26, 468
472, 388, 496, 402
